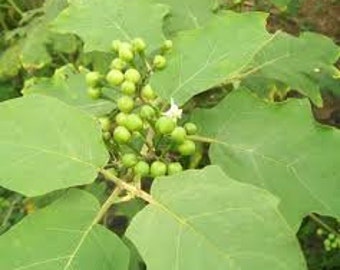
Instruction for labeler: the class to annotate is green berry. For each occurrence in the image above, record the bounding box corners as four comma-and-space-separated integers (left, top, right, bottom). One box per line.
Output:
141, 84, 156, 101
155, 116, 176, 135
316, 228, 324, 236
111, 40, 121, 52
110, 58, 127, 70
328, 233, 336, 240
106, 69, 124, 86
87, 87, 101, 99
178, 140, 196, 156
121, 81, 136, 95
150, 161, 167, 177
140, 105, 156, 120
119, 48, 134, 62
102, 131, 111, 140
132, 38, 146, 52
134, 161, 150, 177
98, 117, 111, 131
171, 127, 186, 144
153, 55, 166, 69
86, 71, 101, 87
167, 162, 183, 175
162, 40, 173, 51
125, 68, 141, 83
113, 126, 131, 144
115, 112, 128, 126
117, 96, 134, 113
122, 153, 138, 168
124, 114, 143, 131
184, 122, 198, 135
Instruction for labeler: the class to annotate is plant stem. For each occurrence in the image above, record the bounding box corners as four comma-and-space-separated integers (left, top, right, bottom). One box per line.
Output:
7, 0, 24, 16
101, 169, 154, 204
187, 135, 223, 144
309, 213, 339, 236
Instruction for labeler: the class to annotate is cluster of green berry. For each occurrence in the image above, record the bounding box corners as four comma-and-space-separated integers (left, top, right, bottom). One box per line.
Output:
316, 228, 340, 251
85, 38, 199, 180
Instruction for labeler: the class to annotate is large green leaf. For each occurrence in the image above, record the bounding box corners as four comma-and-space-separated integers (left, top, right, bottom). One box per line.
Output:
157, 0, 217, 35
52, 0, 168, 52
193, 90, 340, 228
245, 32, 339, 106
22, 64, 116, 116
0, 189, 129, 270
150, 11, 339, 106
150, 12, 271, 105
126, 166, 307, 270
0, 95, 108, 196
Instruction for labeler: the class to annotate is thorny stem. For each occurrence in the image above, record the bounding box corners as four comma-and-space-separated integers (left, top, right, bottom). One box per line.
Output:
309, 213, 340, 237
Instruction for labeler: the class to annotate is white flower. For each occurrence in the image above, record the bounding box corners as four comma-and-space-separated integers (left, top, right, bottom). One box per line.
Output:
163, 98, 182, 120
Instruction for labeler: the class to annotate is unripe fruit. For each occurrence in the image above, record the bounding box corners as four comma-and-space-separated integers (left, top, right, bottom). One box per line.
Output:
102, 131, 111, 140
124, 114, 143, 131
184, 122, 198, 135
86, 71, 101, 87
115, 112, 128, 126
155, 116, 176, 135
111, 40, 121, 52
140, 84, 156, 101
121, 81, 136, 95
117, 96, 134, 113
119, 48, 134, 62
110, 58, 127, 70
153, 55, 166, 69
106, 69, 124, 86
125, 68, 141, 83
98, 117, 111, 131
113, 126, 131, 144
87, 87, 101, 99
134, 161, 150, 177
162, 40, 173, 51
171, 127, 186, 144
167, 162, 183, 175
122, 153, 138, 168
150, 161, 167, 177
178, 140, 196, 156
132, 38, 146, 52
139, 105, 156, 120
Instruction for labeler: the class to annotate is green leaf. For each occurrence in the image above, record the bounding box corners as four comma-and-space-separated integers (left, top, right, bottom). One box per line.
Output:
22, 64, 116, 116
0, 95, 108, 196
150, 12, 339, 106
0, 189, 129, 270
157, 0, 217, 35
127, 166, 307, 270
52, 0, 169, 52
194, 90, 340, 228
150, 12, 271, 105
246, 32, 339, 106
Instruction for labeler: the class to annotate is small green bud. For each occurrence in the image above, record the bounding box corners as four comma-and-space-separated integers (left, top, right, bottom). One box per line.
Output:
153, 55, 166, 69
132, 38, 146, 52
121, 81, 136, 95
155, 116, 176, 135
134, 161, 150, 177
86, 71, 101, 87
110, 58, 127, 70
150, 161, 167, 177
98, 117, 111, 131
115, 112, 128, 126
125, 68, 141, 83
117, 96, 134, 113
171, 127, 186, 144
184, 122, 198, 135
167, 162, 183, 175
122, 153, 138, 168
140, 105, 156, 120
113, 126, 131, 144
106, 69, 124, 86
87, 87, 101, 99
124, 114, 143, 131
178, 140, 196, 156
141, 84, 156, 101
